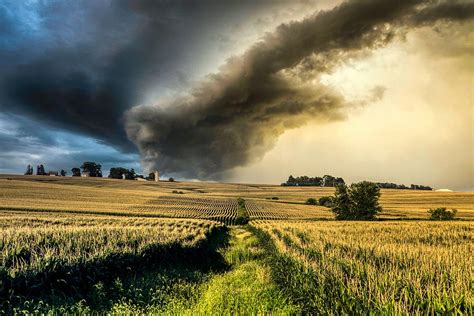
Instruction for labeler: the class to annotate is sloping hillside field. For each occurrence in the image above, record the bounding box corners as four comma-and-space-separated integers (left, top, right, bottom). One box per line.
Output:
0, 175, 473, 314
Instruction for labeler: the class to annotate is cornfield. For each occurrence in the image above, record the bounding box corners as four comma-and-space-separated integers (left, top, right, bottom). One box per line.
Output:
0, 176, 473, 313
252, 221, 473, 314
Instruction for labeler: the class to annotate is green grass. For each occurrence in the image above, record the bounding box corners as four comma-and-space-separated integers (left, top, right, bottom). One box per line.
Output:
234, 198, 250, 225
4, 225, 297, 314
108, 227, 296, 314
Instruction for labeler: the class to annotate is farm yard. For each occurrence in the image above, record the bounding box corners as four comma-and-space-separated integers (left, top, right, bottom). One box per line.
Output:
0, 175, 473, 313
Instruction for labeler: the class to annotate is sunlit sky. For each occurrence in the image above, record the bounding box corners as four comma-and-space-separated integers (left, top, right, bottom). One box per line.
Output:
0, 1, 472, 190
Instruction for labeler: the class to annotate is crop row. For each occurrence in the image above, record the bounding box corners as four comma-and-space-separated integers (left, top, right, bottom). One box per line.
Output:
1, 213, 222, 277
133, 196, 240, 225
0, 179, 244, 224
253, 221, 473, 314
245, 200, 332, 220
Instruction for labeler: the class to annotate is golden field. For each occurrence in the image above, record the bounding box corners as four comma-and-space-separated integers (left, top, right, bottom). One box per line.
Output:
0, 174, 473, 220
0, 174, 473, 314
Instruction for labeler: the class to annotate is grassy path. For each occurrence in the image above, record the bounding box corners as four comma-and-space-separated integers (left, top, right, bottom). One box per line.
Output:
108, 227, 295, 314
7, 225, 296, 314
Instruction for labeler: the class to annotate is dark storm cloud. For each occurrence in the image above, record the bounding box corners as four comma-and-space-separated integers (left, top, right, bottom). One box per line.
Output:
1, 0, 473, 179
125, 0, 474, 179
0, 0, 290, 152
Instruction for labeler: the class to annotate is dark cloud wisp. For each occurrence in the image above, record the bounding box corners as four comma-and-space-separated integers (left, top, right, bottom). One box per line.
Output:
0, 0, 284, 152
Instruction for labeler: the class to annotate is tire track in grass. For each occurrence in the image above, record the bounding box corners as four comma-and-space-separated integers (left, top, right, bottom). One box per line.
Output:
110, 226, 297, 314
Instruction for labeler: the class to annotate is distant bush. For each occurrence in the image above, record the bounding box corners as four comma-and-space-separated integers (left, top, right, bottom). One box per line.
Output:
305, 198, 318, 205
318, 196, 333, 207
428, 208, 457, 220
271, 197, 279, 200
172, 190, 184, 194
169, 177, 175, 182
331, 181, 382, 220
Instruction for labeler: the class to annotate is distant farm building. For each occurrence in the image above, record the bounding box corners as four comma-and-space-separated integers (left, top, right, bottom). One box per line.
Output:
154, 170, 160, 182
82, 171, 90, 177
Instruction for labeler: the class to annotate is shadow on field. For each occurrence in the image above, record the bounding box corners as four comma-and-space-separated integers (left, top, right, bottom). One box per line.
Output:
1, 227, 230, 314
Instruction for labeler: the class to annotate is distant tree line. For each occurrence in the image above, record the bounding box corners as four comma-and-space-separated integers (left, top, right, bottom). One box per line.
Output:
23, 161, 177, 183
24, 164, 67, 176
375, 182, 432, 191
282, 175, 345, 187
24, 162, 102, 177
282, 175, 432, 191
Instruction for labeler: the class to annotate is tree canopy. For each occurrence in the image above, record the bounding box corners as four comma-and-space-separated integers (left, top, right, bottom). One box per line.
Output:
331, 181, 382, 220
80, 162, 102, 177
71, 167, 81, 177
282, 175, 344, 187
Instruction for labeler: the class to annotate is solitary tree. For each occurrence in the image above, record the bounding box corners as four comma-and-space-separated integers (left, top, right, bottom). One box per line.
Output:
71, 167, 81, 177
60, 170, 67, 176
331, 181, 382, 220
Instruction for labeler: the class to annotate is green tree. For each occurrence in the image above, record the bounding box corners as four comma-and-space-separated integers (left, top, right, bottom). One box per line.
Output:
318, 196, 333, 207
109, 167, 128, 179
332, 184, 353, 219
124, 168, 136, 180
332, 181, 381, 220
305, 198, 318, 205
81, 162, 102, 177
71, 167, 81, 177
428, 208, 457, 220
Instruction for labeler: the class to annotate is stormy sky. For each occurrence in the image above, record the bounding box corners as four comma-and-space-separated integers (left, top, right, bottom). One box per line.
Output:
0, 0, 473, 190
